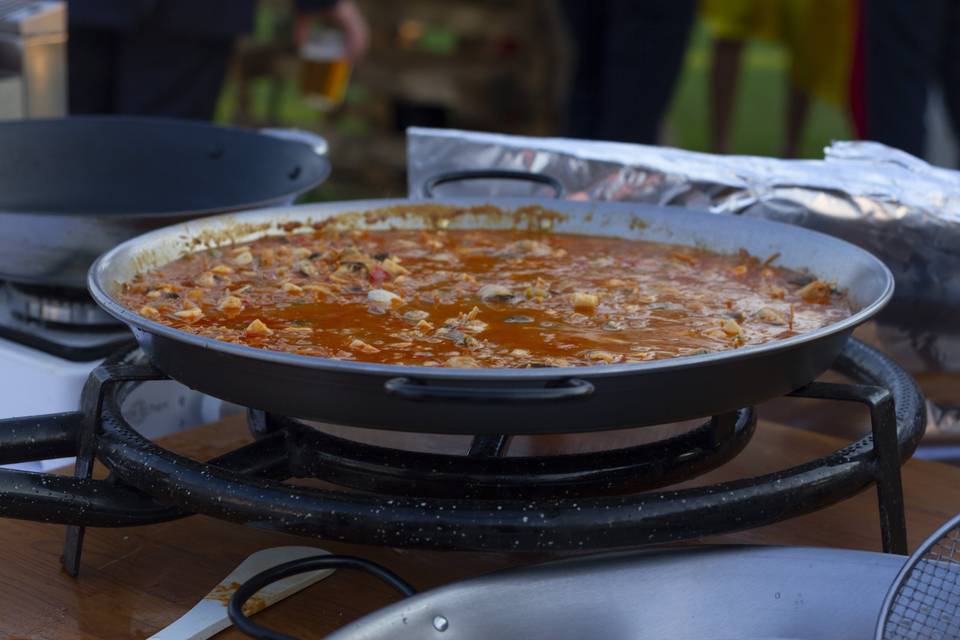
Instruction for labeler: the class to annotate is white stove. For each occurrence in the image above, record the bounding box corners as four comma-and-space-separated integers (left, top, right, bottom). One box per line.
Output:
0, 283, 227, 471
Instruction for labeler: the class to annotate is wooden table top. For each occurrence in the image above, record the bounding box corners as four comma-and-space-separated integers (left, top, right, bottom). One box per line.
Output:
3, 410, 960, 640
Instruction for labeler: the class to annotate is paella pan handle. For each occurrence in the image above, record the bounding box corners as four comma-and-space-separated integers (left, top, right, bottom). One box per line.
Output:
421, 169, 565, 199
384, 377, 594, 403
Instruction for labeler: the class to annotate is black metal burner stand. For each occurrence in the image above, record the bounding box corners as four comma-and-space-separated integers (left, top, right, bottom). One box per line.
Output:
0, 339, 925, 576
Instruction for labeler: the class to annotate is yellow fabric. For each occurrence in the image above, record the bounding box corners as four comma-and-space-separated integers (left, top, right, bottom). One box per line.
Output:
700, 0, 855, 107
701, 0, 783, 42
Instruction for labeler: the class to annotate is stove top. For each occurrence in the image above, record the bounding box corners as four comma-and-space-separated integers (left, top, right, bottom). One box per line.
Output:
5, 282, 114, 325
0, 283, 226, 475
0, 283, 132, 360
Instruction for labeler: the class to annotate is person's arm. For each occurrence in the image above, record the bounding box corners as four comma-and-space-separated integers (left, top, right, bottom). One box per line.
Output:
295, 0, 369, 62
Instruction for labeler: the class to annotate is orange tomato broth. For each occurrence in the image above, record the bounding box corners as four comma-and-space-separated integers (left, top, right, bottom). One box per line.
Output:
119, 227, 849, 368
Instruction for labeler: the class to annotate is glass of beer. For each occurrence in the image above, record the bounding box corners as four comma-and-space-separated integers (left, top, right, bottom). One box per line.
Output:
299, 29, 351, 110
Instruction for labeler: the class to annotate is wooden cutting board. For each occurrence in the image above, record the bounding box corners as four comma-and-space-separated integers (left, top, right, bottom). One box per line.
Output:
2, 412, 960, 639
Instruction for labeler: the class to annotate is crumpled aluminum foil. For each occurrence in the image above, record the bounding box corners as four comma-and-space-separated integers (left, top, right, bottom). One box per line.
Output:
407, 127, 960, 372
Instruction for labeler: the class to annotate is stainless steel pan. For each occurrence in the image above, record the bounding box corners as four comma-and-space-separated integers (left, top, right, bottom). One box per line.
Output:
88, 198, 893, 434
327, 546, 906, 640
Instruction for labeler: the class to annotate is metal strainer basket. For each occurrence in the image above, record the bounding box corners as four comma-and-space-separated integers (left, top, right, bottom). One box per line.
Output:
877, 512, 960, 639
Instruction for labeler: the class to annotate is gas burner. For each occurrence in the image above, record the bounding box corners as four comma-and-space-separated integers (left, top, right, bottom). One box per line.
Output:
5, 282, 116, 326
0, 282, 132, 360
0, 339, 925, 576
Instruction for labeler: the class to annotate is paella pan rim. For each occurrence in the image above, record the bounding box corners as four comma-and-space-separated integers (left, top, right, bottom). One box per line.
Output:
87, 197, 894, 383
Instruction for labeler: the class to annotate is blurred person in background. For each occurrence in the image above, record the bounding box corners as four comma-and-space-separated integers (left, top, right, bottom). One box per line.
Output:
702, 0, 855, 157
560, 0, 697, 145
857, 0, 960, 160
67, 0, 368, 120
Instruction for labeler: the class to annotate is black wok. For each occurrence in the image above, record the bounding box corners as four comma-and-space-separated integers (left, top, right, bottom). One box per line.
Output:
88, 198, 893, 434
0, 117, 330, 288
